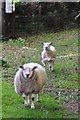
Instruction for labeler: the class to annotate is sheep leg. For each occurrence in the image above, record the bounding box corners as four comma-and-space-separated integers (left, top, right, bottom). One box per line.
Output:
27, 95, 30, 105
48, 61, 54, 72
48, 62, 52, 71
31, 94, 35, 109
42, 60, 46, 68
51, 61, 54, 71
36, 94, 40, 102
22, 93, 28, 106
49, 65, 52, 71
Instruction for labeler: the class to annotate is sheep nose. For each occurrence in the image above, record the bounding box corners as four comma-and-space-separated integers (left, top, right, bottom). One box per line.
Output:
26, 74, 30, 78
45, 47, 48, 50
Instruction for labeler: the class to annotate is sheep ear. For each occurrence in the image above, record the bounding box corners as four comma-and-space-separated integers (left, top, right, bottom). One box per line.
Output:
49, 42, 52, 45
20, 65, 24, 69
42, 42, 44, 45
32, 66, 38, 71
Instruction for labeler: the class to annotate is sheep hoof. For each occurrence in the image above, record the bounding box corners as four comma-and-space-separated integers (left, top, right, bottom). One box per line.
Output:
51, 70, 54, 72
36, 98, 40, 102
24, 100, 28, 106
49, 68, 54, 72
31, 105, 35, 109
24, 103, 29, 107
37, 100, 40, 102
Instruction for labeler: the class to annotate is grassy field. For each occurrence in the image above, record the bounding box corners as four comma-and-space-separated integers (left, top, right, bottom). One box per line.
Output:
1, 29, 79, 118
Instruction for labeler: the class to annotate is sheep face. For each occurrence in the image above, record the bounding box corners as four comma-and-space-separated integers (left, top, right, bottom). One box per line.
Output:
20, 66, 37, 79
42, 42, 52, 51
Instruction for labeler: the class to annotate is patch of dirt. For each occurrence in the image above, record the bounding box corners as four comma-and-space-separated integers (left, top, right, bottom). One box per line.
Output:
43, 78, 79, 114
66, 101, 79, 114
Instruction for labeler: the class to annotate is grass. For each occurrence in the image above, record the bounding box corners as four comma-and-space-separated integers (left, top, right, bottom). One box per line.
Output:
2, 81, 78, 118
2, 80, 63, 118
1, 29, 79, 118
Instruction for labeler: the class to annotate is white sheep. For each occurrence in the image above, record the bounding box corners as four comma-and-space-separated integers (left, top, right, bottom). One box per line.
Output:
14, 63, 47, 109
41, 42, 56, 71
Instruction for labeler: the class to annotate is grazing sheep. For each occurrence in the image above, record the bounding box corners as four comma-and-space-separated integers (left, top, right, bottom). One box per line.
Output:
14, 63, 47, 109
41, 42, 56, 71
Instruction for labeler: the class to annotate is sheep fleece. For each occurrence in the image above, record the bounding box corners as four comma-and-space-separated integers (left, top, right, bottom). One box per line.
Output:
14, 63, 47, 95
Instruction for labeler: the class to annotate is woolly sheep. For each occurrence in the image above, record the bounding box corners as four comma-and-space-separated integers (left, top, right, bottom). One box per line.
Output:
41, 42, 56, 71
14, 63, 47, 109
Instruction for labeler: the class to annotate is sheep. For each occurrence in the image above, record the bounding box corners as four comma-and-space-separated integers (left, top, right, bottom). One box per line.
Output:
14, 62, 47, 109
41, 42, 56, 71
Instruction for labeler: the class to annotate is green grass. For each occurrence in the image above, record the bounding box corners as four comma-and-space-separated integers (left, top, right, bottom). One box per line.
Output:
1, 29, 79, 118
2, 81, 78, 118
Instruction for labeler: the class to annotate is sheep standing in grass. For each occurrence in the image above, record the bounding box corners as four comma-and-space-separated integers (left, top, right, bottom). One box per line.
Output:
41, 42, 56, 71
14, 63, 47, 109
